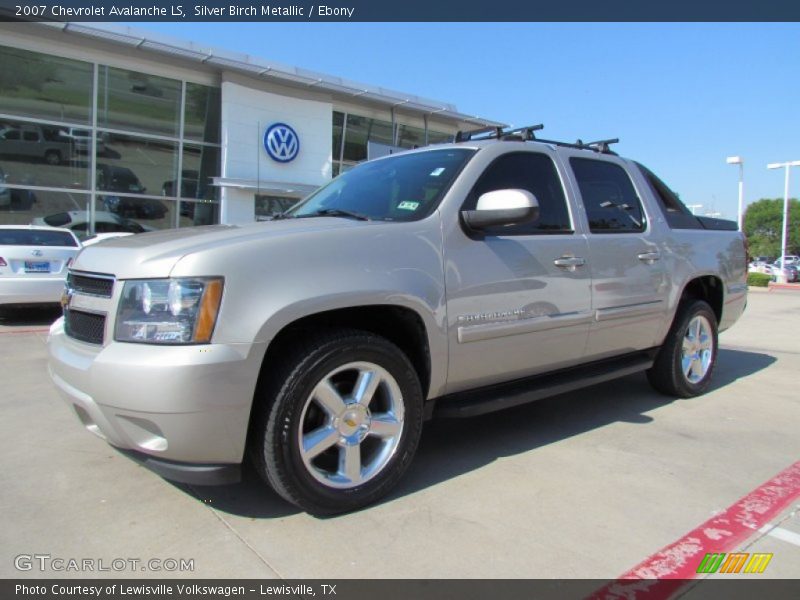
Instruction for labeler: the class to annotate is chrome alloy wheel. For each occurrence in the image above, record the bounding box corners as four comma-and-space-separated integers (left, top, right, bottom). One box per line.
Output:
297, 361, 405, 489
681, 315, 714, 384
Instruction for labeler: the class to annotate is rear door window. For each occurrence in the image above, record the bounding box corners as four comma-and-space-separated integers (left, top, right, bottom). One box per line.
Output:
570, 158, 646, 233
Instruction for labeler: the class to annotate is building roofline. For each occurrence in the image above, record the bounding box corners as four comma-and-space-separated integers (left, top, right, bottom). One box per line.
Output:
35, 22, 506, 129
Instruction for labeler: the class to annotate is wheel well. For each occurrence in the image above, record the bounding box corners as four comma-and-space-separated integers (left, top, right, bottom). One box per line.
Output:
261, 305, 431, 398
681, 276, 723, 323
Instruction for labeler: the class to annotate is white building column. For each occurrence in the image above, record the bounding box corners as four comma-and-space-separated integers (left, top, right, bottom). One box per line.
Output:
219, 74, 333, 224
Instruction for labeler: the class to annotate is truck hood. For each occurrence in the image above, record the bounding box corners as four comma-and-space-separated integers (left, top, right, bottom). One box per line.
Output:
71, 218, 367, 279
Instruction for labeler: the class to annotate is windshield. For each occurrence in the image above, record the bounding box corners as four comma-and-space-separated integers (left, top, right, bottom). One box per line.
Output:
286, 148, 476, 221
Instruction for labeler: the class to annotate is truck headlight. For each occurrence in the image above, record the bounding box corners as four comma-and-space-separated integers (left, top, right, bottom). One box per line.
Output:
115, 277, 223, 344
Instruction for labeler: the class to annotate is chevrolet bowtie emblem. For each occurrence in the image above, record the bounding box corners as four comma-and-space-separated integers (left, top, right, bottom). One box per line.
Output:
60, 288, 73, 310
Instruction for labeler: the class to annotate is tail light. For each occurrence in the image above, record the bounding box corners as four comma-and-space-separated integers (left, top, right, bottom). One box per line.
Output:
0, 257, 7, 267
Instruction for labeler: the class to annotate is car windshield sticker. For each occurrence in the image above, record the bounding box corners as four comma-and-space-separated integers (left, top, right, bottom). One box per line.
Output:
397, 201, 420, 211
430, 167, 445, 177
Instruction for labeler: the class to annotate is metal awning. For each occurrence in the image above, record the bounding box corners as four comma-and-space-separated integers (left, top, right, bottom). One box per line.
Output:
212, 177, 319, 198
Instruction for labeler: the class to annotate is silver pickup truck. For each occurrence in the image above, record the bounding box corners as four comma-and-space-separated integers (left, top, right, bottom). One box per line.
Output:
48, 129, 747, 514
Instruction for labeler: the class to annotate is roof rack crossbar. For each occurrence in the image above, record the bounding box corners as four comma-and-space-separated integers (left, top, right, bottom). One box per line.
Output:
455, 126, 502, 142
453, 124, 619, 154
532, 137, 620, 155
585, 138, 620, 153
455, 123, 544, 143
502, 124, 544, 141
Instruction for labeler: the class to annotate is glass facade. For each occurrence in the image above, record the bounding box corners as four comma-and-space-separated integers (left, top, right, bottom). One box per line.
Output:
397, 124, 427, 149
331, 110, 454, 176
184, 83, 222, 144
0, 44, 221, 237
178, 144, 221, 227
0, 46, 93, 124
98, 65, 183, 138
342, 114, 394, 162
0, 116, 91, 189
0, 44, 462, 231
255, 194, 299, 220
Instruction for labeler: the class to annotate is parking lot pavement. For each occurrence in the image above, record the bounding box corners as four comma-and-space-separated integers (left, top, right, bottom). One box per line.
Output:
1, 291, 798, 581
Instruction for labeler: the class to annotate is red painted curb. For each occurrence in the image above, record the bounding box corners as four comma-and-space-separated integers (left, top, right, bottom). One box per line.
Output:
589, 460, 800, 599
768, 282, 800, 291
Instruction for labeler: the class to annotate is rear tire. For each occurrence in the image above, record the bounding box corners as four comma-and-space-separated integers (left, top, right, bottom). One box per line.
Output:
250, 329, 424, 515
45, 150, 61, 165
647, 299, 718, 398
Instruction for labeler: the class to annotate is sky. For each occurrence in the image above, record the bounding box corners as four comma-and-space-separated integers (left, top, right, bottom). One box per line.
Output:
131, 22, 800, 220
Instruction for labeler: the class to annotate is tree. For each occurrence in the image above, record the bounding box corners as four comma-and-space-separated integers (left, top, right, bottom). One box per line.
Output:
743, 198, 800, 258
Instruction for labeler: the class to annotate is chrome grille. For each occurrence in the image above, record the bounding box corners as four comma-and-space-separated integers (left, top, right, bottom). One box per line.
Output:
64, 310, 106, 345
67, 273, 114, 298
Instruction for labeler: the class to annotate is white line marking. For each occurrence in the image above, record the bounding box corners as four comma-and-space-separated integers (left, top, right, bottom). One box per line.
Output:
135, 147, 157, 166
66, 192, 82, 211
759, 525, 800, 547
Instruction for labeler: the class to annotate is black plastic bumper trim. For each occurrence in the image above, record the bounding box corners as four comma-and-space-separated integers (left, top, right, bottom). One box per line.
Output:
118, 449, 241, 486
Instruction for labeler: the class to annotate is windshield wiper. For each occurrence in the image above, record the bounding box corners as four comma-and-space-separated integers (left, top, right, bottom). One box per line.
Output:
299, 208, 371, 221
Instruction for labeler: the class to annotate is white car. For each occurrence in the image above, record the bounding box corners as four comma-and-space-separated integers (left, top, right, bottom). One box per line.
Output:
748, 261, 772, 275
80, 232, 134, 247
0, 225, 81, 307
0, 166, 10, 208
58, 127, 106, 155
32, 210, 153, 238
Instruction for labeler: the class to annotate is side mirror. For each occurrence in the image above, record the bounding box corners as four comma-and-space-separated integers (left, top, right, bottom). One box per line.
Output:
461, 189, 539, 231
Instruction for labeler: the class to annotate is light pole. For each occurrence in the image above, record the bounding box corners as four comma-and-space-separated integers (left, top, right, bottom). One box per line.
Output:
767, 160, 800, 282
726, 156, 744, 230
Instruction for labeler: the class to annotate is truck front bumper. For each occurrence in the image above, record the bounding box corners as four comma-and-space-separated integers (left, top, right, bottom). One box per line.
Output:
48, 317, 267, 483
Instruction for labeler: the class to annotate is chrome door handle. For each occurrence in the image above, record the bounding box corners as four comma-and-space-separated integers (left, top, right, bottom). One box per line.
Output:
553, 256, 586, 271
638, 251, 662, 264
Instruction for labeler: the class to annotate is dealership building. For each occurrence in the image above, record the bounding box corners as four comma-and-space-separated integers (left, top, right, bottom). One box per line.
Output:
0, 22, 501, 234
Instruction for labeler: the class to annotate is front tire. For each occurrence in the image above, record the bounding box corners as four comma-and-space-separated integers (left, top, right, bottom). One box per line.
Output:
250, 329, 424, 515
647, 299, 718, 397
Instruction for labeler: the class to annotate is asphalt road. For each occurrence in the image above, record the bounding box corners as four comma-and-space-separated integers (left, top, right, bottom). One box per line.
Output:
0, 290, 798, 582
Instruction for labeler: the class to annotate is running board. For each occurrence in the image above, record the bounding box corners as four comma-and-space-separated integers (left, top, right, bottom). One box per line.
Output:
433, 351, 656, 419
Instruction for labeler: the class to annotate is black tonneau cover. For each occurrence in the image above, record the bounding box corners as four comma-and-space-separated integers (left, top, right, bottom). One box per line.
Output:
696, 216, 738, 231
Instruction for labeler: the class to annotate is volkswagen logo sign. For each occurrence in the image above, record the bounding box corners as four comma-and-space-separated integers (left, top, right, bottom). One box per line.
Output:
264, 122, 299, 163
